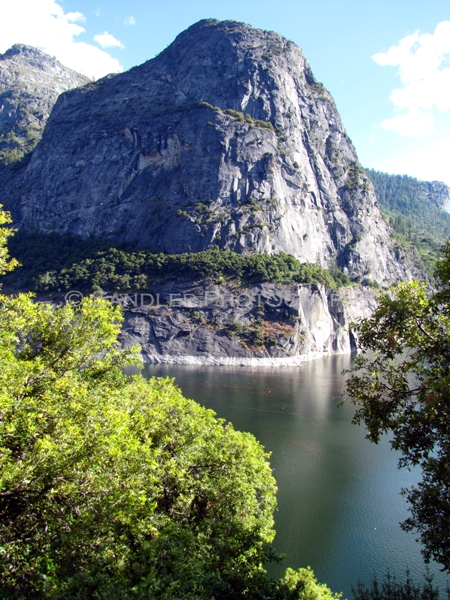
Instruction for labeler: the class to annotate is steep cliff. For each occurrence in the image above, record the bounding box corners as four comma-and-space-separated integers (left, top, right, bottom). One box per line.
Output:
0, 44, 89, 167
3, 20, 414, 285
426, 181, 450, 213
116, 281, 377, 366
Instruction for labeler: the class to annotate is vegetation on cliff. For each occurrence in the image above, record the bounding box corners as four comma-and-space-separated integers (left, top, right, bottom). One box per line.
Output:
0, 207, 345, 599
367, 169, 450, 278
4, 231, 352, 293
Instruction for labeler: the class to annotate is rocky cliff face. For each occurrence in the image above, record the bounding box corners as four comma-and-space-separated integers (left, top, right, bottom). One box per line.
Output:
0, 44, 89, 167
423, 181, 450, 213
113, 281, 378, 366
3, 20, 414, 285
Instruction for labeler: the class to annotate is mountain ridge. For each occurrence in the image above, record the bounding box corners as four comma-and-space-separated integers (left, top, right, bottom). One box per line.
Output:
0, 43, 89, 168
367, 169, 450, 218
366, 168, 450, 276
1, 20, 419, 285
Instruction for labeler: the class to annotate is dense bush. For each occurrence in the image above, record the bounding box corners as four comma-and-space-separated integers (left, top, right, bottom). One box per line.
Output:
5, 232, 350, 293
0, 212, 342, 598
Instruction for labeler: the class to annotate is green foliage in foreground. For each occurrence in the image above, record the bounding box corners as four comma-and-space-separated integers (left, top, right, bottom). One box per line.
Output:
346, 243, 450, 572
0, 292, 342, 599
5, 232, 351, 293
352, 569, 448, 599
0, 205, 19, 275
0, 221, 341, 598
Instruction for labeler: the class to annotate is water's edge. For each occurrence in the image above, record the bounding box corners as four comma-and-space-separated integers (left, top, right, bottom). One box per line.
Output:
142, 359, 449, 599
120, 283, 378, 365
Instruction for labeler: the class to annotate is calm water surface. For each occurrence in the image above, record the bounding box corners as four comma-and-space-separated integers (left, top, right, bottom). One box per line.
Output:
142, 356, 448, 599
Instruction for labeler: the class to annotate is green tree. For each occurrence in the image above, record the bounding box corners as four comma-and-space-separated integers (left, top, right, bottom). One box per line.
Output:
0, 211, 340, 598
0, 294, 342, 599
0, 205, 19, 276
346, 243, 450, 572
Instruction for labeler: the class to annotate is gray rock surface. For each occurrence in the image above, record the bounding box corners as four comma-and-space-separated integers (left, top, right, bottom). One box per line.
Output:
423, 180, 450, 213
3, 20, 416, 285
0, 44, 88, 168
114, 281, 377, 366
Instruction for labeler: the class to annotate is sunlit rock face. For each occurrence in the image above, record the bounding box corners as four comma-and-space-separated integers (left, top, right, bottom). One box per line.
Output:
3, 20, 415, 284
0, 44, 88, 165
118, 281, 379, 366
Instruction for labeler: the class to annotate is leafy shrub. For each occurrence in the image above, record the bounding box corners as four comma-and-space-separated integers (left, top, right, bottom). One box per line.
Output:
0, 291, 342, 599
4, 232, 352, 293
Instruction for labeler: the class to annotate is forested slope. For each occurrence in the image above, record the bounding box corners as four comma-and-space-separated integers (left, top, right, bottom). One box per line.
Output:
366, 169, 450, 278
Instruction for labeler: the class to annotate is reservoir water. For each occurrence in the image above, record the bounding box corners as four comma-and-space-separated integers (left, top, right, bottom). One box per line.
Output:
142, 355, 449, 599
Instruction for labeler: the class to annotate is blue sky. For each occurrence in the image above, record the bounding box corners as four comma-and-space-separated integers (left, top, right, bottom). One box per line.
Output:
1, 1, 449, 185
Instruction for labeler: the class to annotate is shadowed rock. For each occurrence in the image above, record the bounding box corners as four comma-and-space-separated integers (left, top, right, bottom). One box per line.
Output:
2, 21, 416, 284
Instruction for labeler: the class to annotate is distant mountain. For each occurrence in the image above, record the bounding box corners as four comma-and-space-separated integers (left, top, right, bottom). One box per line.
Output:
0, 44, 89, 167
367, 169, 450, 228
0, 20, 418, 286
366, 168, 450, 276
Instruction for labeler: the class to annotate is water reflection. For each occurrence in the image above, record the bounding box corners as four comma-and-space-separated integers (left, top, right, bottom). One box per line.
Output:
142, 356, 448, 599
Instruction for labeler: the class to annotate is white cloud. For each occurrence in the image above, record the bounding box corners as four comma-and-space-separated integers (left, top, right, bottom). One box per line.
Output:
94, 31, 125, 49
373, 21, 450, 137
380, 110, 435, 138
124, 16, 136, 27
0, 0, 123, 79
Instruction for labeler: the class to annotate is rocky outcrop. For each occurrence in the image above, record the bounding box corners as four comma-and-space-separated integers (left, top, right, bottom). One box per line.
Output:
0, 44, 89, 168
422, 180, 450, 213
3, 20, 416, 286
367, 168, 450, 218
113, 281, 378, 366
